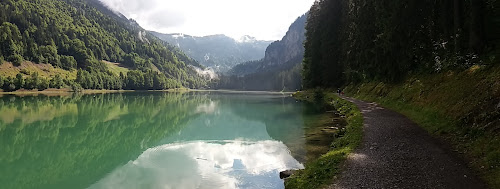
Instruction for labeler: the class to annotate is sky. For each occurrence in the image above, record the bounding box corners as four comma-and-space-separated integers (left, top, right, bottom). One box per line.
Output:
98, 0, 315, 41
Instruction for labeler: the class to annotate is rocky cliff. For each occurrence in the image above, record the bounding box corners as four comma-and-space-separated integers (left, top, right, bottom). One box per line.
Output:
229, 13, 307, 75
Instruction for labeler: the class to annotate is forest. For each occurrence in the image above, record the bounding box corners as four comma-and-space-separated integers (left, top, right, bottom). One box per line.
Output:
0, 0, 206, 91
302, 0, 500, 88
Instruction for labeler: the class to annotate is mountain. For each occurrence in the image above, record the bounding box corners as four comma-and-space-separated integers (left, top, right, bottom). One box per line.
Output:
216, 13, 307, 91
0, 0, 206, 91
229, 14, 306, 76
150, 32, 272, 73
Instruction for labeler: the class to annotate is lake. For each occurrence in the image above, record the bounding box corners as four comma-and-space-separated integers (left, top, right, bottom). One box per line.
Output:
0, 91, 331, 189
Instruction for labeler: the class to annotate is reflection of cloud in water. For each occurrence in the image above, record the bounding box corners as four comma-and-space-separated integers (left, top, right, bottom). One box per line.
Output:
195, 101, 218, 114
89, 140, 303, 189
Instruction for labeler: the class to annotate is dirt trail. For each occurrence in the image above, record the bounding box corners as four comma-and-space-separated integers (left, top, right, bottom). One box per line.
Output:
329, 97, 486, 189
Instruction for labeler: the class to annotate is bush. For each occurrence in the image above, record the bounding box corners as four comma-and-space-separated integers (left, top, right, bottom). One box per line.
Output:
70, 81, 83, 92
313, 88, 325, 103
3, 77, 16, 92
20, 69, 30, 75
0, 76, 4, 89
49, 74, 64, 89
24, 72, 40, 90
60, 55, 77, 70
15, 73, 24, 90
8, 54, 23, 66
38, 77, 49, 90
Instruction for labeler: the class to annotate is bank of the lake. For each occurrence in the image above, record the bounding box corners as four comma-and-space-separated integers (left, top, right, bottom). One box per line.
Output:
344, 65, 500, 188
285, 91, 363, 189
0, 88, 191, 96
0, 88, 294, 96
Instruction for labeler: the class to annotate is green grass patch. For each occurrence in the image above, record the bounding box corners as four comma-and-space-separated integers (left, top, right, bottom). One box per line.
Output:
344, 64, 500, 188
103, 61, 130, 76
286, 90, 363, 189
0, 61, 76, 80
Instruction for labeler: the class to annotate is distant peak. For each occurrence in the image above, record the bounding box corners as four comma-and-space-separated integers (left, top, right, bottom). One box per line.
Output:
237, 35, 257, 43
171, 33, 186, 39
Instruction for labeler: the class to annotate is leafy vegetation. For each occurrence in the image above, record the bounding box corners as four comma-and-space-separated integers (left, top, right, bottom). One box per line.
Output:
286, 90, 363, 189
0, 0, 206, 91
301, 1, 500, 187
303, 0, 500, 88
344, 64, 500, 187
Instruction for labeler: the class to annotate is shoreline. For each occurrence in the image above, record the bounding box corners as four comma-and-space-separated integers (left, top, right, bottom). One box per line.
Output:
0, 88, 295, 96
0, 88, 189, 96
189, 89, 295, 95
285, 90, 363, 188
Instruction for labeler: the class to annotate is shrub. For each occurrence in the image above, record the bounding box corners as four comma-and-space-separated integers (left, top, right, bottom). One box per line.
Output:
20, 69, 30, 75
8, 54, 23, 66
3, 77, 16, 91
0, 76, 4, 88
70, 81, 83, 92
15, 73, 24, 90
49, 74, 64, 89
60, 55, 77, 70
24, 72, 40, 90
38, 77, 49, 90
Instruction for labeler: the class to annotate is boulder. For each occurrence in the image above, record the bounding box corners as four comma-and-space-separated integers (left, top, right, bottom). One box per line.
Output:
280, 170, 297, 179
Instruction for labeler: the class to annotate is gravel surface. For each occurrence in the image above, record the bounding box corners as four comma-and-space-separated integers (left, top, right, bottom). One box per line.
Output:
329, 97, 486, 189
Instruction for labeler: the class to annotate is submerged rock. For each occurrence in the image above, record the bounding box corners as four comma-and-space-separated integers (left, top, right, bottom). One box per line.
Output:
280, 170, 298, 179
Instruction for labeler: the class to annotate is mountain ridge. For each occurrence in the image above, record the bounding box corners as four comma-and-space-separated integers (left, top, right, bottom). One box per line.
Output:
150, 31, 272, 73
214, 13, 307, 91
229, 14, 307, 76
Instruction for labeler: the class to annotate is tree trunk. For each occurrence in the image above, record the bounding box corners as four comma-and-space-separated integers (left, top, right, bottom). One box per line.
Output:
453, 0, 463, 54
469, 0, 485, 53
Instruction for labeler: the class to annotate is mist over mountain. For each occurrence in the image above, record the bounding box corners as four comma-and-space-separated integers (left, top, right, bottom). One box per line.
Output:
150, 32, 272, 73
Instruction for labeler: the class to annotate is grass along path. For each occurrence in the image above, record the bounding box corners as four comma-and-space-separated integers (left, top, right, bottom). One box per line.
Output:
329, 97, 485, 188
285, 91, 363, 189
344, 64, 500, 187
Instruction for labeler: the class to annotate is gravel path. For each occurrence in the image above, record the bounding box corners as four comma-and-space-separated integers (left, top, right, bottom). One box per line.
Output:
329, 97, 486, 189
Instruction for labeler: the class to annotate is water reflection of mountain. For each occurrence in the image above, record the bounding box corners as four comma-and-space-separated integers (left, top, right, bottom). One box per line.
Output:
225, 95, 309, 162
162, 92, 308, 162
85, 92, 308, 189
0, 93, 206, 189
0, 92, 315, 189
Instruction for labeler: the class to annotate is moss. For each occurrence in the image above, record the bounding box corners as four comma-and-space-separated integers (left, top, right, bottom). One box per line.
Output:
286, 91, 363, 189
344, 64, 500, 188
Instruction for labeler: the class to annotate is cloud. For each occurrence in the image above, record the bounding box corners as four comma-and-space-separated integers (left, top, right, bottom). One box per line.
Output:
98, 0, 315, 40
146, 10, 186, 28
88, 140, 304, 189
100, 0, 187, 28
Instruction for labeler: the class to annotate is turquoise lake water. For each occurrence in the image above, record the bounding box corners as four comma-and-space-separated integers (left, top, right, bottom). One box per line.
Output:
0, 91, 324, 189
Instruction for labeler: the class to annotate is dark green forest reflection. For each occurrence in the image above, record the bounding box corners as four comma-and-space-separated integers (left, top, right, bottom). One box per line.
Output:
0, 92, 325, 189
0, 92, 206, 189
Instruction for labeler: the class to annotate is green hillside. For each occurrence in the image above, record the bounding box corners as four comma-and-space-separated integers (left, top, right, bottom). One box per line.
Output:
0, 0, 206, 91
